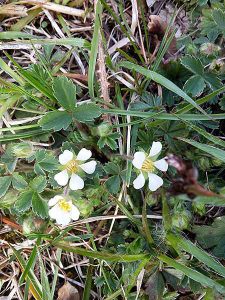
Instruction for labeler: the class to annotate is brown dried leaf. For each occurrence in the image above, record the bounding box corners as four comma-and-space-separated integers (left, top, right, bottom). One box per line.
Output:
148, 15, 177, 57
57, 282, 80, 300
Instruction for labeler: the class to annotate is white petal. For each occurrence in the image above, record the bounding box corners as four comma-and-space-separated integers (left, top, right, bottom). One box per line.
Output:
49, 204, 61, 220
149, 142, 162, 158
133, 173, 145, 189
80, 161, 97, 174
76, 148, 92, 161
148, 173, 163, 191
59, 150, 73, 165
48, 195, 63, 207
69, 174, 84, 190
55, 212, 71, 226
70, 205, 80, 220
154, 158, 168, 172
132, 152, 146, 169
54, 170, 69, 186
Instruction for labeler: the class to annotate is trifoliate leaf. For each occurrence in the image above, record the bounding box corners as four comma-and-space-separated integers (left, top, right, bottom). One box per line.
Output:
39, 111, 72, 131
30, 175, 47, 193
73, 104, 101, 122
184, 75, 206, 97
0, 176, 12, 198
12, 173, 28, 190
32, 192, 48, 218
181, 55, 204, 76
53, 76, 77, 111
105, 175, 121, 194
14, 190, 33, 213
203, 73, 222, 90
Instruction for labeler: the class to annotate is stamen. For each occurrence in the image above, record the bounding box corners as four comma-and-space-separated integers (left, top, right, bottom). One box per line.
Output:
58, 199, 72, 212
141, 158, 155, 172
65, 159, 78, 173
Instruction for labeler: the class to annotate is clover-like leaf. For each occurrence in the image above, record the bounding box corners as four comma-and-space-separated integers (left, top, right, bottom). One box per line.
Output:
32, 192, 48, 219
0, 176, 12, 198
39, 111, 72, 131
30, 176, 47, 193
12, 173, 28, 190
73, 104, 101, 122
14, 190, 33, 213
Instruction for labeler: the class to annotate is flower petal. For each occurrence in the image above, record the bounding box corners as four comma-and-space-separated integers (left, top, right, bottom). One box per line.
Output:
149, 141, 162, 158
59, 150, 73, 165
48, 195, 63, 207
132, 151, 146, 169
70, 205, 80, 221
133, 172, 145, 189
54, 170, 69, 186
55, 212, 71, 226
154, 158, 168, 172
49, 204, 61, 220
148, 173, 163, 191
76, 148, 92, 161
80, 161, 97, 174
69, 174, 84, 190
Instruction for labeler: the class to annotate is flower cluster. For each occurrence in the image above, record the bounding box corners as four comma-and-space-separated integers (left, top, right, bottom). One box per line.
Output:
49, 143, 168, 226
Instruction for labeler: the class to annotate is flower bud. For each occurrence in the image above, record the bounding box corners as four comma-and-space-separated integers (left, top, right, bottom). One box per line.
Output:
172, 210, 191, 230
200, 43, 221, 57
96, 123, 111, 137
12, 142, 33, 158
209, 59, 225, 74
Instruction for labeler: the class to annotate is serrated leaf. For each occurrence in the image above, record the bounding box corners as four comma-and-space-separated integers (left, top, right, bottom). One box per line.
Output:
184, 75, 206, 97
53, 77, 76, 111
73, 104, 101, 122
104, 162, 120, 175
105, 175, 121, 194
181, 56, 204, 76
39, 111, 72, 131
14, 190, 33, 213
34, 150, 58, 174
0, 176, 12, 198
32, 192, 48, 219
12, 173, 28, 190
30, 176, 47, 193
212, 9, 225, 32
203, 73, 222, 90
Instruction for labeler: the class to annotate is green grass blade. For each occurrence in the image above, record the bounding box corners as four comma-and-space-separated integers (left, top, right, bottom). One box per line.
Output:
120, 61, 207, 115
0, 32, 35, 39
0, 57, 24, 84
158, 255, 225, 294
167, 233, 225, 278
53, 242, 149, 262
88, 1, 102, 98
38, 251, 52, 300
178, 137, 225, 163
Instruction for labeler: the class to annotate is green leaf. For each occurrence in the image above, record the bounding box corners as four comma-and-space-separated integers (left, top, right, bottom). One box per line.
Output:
212, 9, 225, 32
119, 61, 206, 115
12, 173, 28, 190
32, 192, 48, 219
184, 75, 206, 97
104, 162, 120, 175
158, 255, 225, 294
181, 56, 204, 76
193, 195, 225, 207
53, 77, 76, 111
167, 233, 225, 278
203, 73, 222, 90
34, 150, 58, 174
14, 190, 33, 213
30, 176, 47, 193
39, 111, 72, 131
0, 176, 12, 198
178, 137, 225, 163
73, 104, 101, 122
105, 175, 121, 194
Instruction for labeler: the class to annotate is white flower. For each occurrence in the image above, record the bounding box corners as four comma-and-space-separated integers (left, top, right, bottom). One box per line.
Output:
48, 195, 80, 226
54, 148, 97, 190
132, 141, 168, 191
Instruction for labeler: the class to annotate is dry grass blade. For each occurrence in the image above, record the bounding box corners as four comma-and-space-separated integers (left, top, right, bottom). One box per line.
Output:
19, 0, 92, 18
0, 4, 27, 16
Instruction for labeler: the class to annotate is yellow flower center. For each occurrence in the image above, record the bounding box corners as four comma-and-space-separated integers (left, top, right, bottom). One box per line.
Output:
65, 159, 79, 173
58, 199, 72, 212
141, 158, 155, 173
